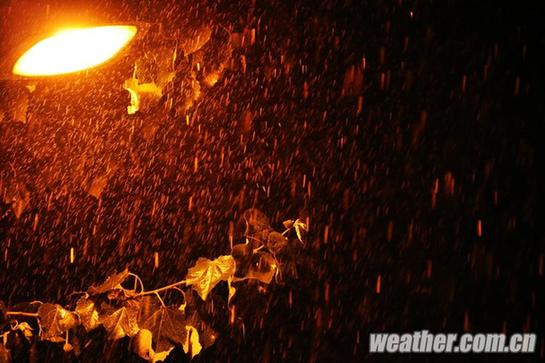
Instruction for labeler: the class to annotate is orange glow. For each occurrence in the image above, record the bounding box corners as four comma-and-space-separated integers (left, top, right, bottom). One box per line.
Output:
13, 25, 137, 77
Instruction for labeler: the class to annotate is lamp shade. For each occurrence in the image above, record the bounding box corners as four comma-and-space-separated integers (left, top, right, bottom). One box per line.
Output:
0, 0, 134, 80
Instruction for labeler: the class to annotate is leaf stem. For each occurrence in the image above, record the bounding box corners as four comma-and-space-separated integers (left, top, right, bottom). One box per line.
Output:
136, 280, 187, 297
6, 311, 39, 317
154, 292, 166, 307
129, 272, 145, 293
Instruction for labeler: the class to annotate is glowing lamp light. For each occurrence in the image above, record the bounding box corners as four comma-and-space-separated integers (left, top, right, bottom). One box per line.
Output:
12, 25, 137, 77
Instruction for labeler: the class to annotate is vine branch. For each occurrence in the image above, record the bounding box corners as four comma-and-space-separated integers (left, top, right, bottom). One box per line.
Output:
136, 279, 187, 297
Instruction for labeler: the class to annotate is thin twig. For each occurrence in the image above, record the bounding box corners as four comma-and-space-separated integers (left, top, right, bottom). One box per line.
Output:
245, 235, 265, 248
171, 286, 186, 297
129, 273, 145, 293
154, 292, 166, 308
6, 311, 39, 317
136, 280, 187, 297
253, 245, 265, 253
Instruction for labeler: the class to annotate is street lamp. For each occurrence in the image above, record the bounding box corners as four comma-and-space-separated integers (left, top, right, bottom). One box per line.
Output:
0, 8, 229, 210
12, 25, 138, 77
1, 23, 142, 81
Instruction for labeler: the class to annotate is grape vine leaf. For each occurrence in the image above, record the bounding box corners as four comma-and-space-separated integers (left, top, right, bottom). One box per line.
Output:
15, 322, 33, 341
267, 231, 288, 255
133, 328, 153, 361
243, 208, 271, 235
246, 252, 277, 284
186, 312, 217, 350
105, 288, 137, 301
99, 302, 139, 341
282, 218, 308, 243
182, 325, 202, 358
88, 268, 130, 295
152, 348, 173, 363
227, 277, 236, 304
293, 219, 308, 243
137, 296, 162, 325
123, 78, 163, 115
140, 306, 187, 353
75, 296, 100, 332
185, 255, 236, 300
132, 330, 182, 362
232, 242, 252, 256
231, 243, 253, 277
240, 209, 275, 248
37, 303, 78, 341
282, 219, 294, 229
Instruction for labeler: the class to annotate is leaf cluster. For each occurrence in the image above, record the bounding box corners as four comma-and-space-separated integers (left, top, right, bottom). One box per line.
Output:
0, 209, 307, 362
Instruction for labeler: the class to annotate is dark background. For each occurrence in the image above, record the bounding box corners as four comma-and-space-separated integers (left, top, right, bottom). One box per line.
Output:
1, 0, 544, 362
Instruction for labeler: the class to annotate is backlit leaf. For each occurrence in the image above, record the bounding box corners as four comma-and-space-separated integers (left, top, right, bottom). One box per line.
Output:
282, 219, 294, 229
185, 255, 236, 300
75, 296, 99, 332
14, 322, 33, 341
152, 348, 173, 363
99, 303, 139, 340
242, 208, 271, 235
106, 289, 137, 301
136, 296, 162, 326
232, 243, 252, 257
186, 312, 217, 350
133, 328, 153, 361
246, 252, 277, 284
182, 325, 202, 359
88, 268, 130, 295
37, 303, 78, 341
140, 306, 187, 353
267, 231, 288, 255
231, 243, 253, 277
227, 277, 236, 305
293, 219, 308, 243
123, 78, 163, 115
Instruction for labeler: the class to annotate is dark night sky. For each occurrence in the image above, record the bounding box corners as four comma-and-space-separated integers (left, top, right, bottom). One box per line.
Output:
1, 0, 544, 362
